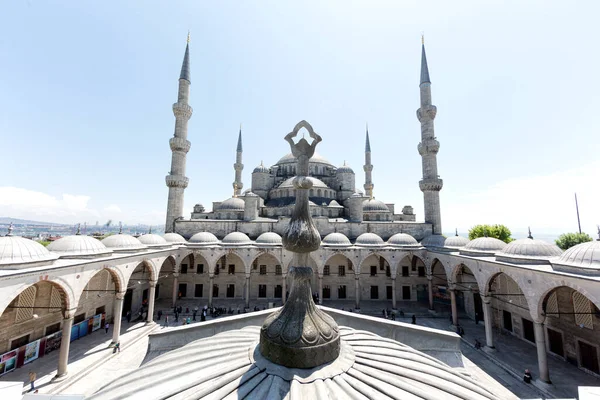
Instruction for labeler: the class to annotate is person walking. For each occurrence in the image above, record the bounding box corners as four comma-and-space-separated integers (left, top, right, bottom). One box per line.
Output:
126, 311, 131, 323
164, 315, 169, 326
193, 308, 197, 321
113, 342, 120, 353
157, 310, 163, 321
28, 371, 36, 392
105, 322, 110, 333
411, 315, 416, 324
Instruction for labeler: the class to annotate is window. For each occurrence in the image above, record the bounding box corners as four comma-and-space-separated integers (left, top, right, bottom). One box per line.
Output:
275, 265, 282, 275
253, 260, 258, 270
274, 285, 282, 298
181, 264, 188, 274
418, 266, 425, 277
10, 334, 30, 350
260, 265, 267, 275
226, 284, 235, 298
370, 265, 377, 276
386, 286, 393, 300
197, 264, 204, 274
348, 260, 353, 270
95, 306, 105, 315
213, 284, 219, 297
402, 286, 411, 300
214, 265, 220, 275
324, 265, 330, 276
195, 284, 203, 297
411, 265, 417, 272
228, 264, 235, 275
45, 322, 61, 336
338, 285, 347, 299
259, 285, 267, 298
338, 266, 345, 276
385, 266, 391, 277
402, 266, 409, 277
323, 285, 331, 299
370, 286, 379, 299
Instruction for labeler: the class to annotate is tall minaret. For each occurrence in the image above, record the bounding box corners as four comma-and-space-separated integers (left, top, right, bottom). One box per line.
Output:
233, 125, 244, 196
417, 37, 443, 234
363, 125, 374, 198
165, 34, 193, 232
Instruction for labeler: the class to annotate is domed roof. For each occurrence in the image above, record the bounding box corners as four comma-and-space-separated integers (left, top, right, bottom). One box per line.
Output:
496, 237, 562, 264
162, 233, 186, 244
279, 176, 329, 189
222, 231, 252, 245
460, 237, 507, 257
553, 240, 600, 276
336, 162, 354, 174
362, 198, 390, 213
252, 162, 270, 173
444, 234, 470, 249
256, 232, 282, 246
420, 234, 447, 248
218, 197, 245, 211
328, 200, 343, 208
47, 235, 112, 258
388, 233, 419, 247
91, 326, 500, 400
276, 151, 333, 166
0, 235, 58, 267
322, 232, 351, 247
138, 233, 169, 246
101, 234, 147, 252
189, 232, 219, 245
355, 232, 384, 247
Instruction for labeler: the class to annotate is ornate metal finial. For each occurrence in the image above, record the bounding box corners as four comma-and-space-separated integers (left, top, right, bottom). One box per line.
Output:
260, 160, 264, 167
148, 226, 152, 234
421, 32, 425, 45
6, 222, 13, 236
187, 30, 190, 44
76, 223, 81, 235
233, 183, 238, 198
528, 227, 533, 239
455, 228, 458, 237
260, 121, 340, 368
483, 227, 488, 238
119, 222, 123, 234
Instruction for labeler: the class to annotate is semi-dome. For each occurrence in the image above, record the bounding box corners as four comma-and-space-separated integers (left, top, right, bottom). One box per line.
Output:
387, 233, 419, 247
322, 232, 351, 247
444, 234, 470, 249
276, 151, 333, 167
553, 240, 600, 276
222, 231, 252, 245
362, 198, 390, 213
355, 232, 384, 247
189, 232, 219, 245
278, 176, 329, 189
91, 326, 500, 400
460, 237, 507, 257
163, 233, 186, 244
218, 197, 245, 211
420, 234, 447, 248
496, 237, 562, 264
0, 235, 58, 267
47, 235, 112, 258
101, 234, 147, 252
255, 232, 282, 246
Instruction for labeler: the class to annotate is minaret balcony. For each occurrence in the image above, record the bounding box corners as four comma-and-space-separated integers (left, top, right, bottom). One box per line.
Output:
419, 178, 443, 192
169, 137, 191, 153
416, 105, 437, 122
172, 102, 193, 119
417, 139, 440, 155
165, 175, 189, 188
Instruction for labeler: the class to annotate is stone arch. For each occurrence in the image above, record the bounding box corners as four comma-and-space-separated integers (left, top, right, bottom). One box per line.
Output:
249, 251, 283, 270
451, 263, 482, 292
157, 255, 177, 275
430, 257, 450, 283
124, 260, 156, 288
214, 251, 246, 276
357, 251, 393, 274
537, 282, 600, 322
322, 252, 354, 276
250, 252, 283, 276
178, 251, 195, 273
485, 272, 529, 314
75, 266, 125, 306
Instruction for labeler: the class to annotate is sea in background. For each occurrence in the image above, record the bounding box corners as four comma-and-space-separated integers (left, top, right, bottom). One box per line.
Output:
448, 232, 560, 245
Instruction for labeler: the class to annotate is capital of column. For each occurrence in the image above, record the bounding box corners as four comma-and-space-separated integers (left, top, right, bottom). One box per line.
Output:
427, 275, 433, 281
172, 272, 180, 278
149, 280, 157, 288
63, 309, 77, 320
115, 291, 126, 300
482, 295, 492, 304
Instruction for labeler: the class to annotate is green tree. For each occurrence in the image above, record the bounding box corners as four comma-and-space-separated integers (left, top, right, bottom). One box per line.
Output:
468, 224, 514, 243
555, 232, 593, 250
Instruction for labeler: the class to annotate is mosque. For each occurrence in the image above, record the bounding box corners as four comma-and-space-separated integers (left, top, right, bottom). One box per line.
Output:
0, 37, 599, 398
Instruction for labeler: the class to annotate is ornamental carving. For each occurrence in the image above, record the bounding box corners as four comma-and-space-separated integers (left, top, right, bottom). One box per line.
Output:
419, 178, 444, 192
172, 102, 193, 119
417, 138, 440, 155
416, 104, 437, 122
169, 137, 191, 153
165, 175, 189, 188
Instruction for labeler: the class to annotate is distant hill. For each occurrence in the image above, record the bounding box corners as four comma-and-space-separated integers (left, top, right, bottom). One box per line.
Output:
0, 217, 69, 226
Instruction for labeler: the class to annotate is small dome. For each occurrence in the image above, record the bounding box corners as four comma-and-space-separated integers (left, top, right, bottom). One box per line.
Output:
0, 236, 58, 267
222, 232, 252, 245
47, 235, 112, 258
138, 233, 169, 246
252, 162, 269, 173
420, 234, 447, 248
244, 191, 259, 197
218, 197, 245, 211
388, 233, 419, 247
256, 232, 282, 246
278, 176, 329, 189
496, 237, 562, 264
460, 237, 507, 257
553, 240, 600, 276
355, 232, 384, 247
362, 199, 390, 213
189, 232, 219, 245
328, 200, 343, 208
322, 232, 351, 247
101, 234, 147, 251
336, 163, 354, 174
444, 234, 470, 249
163, 233, 186, 244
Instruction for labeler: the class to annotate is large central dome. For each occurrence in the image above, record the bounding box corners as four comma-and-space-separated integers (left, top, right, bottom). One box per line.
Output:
275, 151, 333, 167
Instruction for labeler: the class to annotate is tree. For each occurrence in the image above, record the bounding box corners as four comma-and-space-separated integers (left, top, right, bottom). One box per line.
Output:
468, 224, 514, 243
555, 232, 593, 250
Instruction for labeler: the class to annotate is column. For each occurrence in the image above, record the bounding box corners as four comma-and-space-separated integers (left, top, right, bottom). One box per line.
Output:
208, 276, 214, 308
318, 275, 323, 305
55, 311, 75, 379
534, 321, 551, 383
171, 272, 179, 307
482, 296, 494, 348
282, 275, 287, 304
428, 276, 434, 310
391, 277, 397, 310
450, 288, 458, 326
354, 276, 360, 309
245, 275, 250, 308
112, 292, 125, 344
146, 281, 156, 324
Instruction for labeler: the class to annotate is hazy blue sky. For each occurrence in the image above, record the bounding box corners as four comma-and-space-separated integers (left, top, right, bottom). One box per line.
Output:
1, 1, 599, 236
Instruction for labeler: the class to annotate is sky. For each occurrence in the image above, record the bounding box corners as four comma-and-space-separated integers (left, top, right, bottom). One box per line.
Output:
1, 1, 599, 237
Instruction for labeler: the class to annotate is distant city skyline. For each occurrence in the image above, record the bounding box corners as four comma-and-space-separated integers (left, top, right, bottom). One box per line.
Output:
1, 1, 599, 236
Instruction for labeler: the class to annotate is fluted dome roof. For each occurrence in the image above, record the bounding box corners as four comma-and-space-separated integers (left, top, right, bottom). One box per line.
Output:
388, 233, 419, 247
91, 326, 500, 400
189, 232, 219, 245
222, 232, 252, 245
218, 197, 245, 211
276, 151, 333, 167
553, 240, 600, 276
496, 237, 562, 264
362, 198, 390, 213
355, 232, 384, 247
279, 176, 329, 189
163, 233, 186, 244
256, 232, 282, 246
0, 236, 58, 267
420, 234, 447, 248
101, 234, 147, 252
47, 235, 112, 258
444, 235, 470, 249
252, 162, 269, 173
322, 232, 351, 247
460, 237, 507, 257
138, 233, 169, 246
336, 163, 354, 174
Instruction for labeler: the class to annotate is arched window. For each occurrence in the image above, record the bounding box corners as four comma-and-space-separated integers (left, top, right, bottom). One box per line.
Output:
317, 189, 322, 197
310, 189, 314, 196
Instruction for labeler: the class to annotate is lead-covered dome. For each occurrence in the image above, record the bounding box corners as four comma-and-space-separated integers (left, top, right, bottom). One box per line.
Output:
322, 232, 351, 247
101, 234, 147, 252
336, 163, 354, 174
256, 232, 282, 246
388, 233, 419, 247
496, 237, 562, 264
460, 237, 507, 257
138, 233, 169, 246
553, 240, 600, 276
420, 234, 447, 248
218, 197, 245, 211
163, 233, 186, 244
47, 235, 112, 259
0, 236, 58, 268
189, 232, 219, 245
444, 234, 470, 249
252, 162, 270, 173
355, 232, 384, 247
362, 199, 390, 213
276, 151, 333, 167
278, 176, 329, 189
222, 232, 252, 245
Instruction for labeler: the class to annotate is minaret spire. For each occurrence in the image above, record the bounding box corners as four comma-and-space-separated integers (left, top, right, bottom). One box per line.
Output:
363, 124, 374, 198
165, 35, 193, 232
233, 124, 244, 196
417, 38, 443, 235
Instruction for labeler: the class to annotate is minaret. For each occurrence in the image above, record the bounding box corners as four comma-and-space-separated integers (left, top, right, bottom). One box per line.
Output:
363, 125, 374, 198
233, 125, 244, 196
165, 34, 193, 233
417, 37, 443, 234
